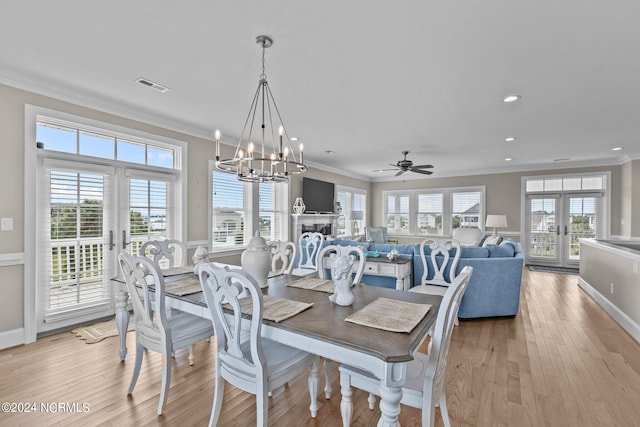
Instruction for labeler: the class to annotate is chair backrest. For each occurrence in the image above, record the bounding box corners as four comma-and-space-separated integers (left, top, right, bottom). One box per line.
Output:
139, 239, 187, 269
118, 253, 169, 351
198, 264, 266, 387
365, 227, 389, 243
419, 238, 461, 287
268, 240, 297, 275
424, 266, 473, 405
317, 244, 366, 285
296, 232, 324, 271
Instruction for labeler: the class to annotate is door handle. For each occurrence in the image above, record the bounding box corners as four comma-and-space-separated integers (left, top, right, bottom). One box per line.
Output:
108, 230, 115, 251
556, 225, 560, 236
564, 225, 568, 236
122, 230, 131, 250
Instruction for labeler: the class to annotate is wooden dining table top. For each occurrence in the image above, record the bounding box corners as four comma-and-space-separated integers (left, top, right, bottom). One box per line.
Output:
172, 272, 442, 363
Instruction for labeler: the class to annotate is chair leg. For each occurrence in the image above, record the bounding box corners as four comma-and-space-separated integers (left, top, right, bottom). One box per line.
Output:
256, 382, 268, 427
128, 341, 144, 395
367, 392, 376, 410
188, 344, 194, 366
439, 390, 452, 427
208, 368, 225, 427
421, 388, 437, 427
157, 354, 172, 415
323, 358, 333, 399
339, 372, 353, 427
308, 356, 319, 418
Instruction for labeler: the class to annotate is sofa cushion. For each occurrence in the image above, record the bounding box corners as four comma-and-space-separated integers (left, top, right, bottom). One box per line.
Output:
486, 244, 515, 257
460, 246, 490, 258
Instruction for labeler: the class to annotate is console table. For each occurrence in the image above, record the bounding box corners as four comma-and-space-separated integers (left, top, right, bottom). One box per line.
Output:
323, 256, 412, 291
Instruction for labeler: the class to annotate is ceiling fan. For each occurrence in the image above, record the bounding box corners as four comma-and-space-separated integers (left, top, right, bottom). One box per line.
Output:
381, 151, 434, 176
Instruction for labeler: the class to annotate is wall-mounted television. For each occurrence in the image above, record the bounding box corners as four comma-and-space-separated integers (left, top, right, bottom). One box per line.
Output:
302, 177, 335, 213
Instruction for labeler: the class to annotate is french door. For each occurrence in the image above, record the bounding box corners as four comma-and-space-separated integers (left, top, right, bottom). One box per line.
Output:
37, 161, 177, 332
526, 193, 602, 268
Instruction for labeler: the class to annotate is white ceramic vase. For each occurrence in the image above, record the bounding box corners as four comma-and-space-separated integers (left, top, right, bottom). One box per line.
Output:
328, 254, 355, 306
241, 231, 272, 288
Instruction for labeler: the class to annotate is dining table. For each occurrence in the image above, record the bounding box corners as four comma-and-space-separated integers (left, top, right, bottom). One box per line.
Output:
113, 267, 442, 427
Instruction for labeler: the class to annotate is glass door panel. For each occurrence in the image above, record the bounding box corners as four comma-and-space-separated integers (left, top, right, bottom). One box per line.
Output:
527, 196, 560, 265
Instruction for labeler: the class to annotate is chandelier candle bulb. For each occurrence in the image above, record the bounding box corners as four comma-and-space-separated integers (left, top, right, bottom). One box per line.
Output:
299, 143, 304, 164
279, 125, 284, 158
214, 129, 221, 159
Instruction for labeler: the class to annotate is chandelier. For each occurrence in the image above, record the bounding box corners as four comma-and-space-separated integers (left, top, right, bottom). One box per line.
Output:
214, 35, 307, 183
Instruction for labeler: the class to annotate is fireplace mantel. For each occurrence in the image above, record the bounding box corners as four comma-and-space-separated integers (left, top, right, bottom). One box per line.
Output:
291, 213, 339, 242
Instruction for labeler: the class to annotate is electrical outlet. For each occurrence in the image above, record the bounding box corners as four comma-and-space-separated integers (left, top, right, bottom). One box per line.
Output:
610, 282, 614, 294
0, 217, 13, 231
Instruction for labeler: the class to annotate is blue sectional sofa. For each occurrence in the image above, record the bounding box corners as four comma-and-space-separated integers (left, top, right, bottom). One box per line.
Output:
312, 238, 524, 319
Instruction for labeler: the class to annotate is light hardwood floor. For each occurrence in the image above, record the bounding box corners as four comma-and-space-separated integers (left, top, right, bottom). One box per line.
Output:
1, 268, 639, 426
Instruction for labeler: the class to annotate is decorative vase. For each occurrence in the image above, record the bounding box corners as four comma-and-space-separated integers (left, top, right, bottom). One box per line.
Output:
328, 254, 355, 306
386, 249, 399, 261
293, 197, 306, 215
241, 231, 272, 288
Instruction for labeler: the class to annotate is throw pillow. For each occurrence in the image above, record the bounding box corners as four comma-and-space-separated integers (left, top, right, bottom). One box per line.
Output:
482, 234, 503, 247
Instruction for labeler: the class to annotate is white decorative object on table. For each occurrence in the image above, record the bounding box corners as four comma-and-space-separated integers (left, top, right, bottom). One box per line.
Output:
335, 201, 342, 215
387, 249, 399, 261
241, 231, 272, 288
192, 245, 210, 273
328, 254, 356, 306
293, 197, 306, 215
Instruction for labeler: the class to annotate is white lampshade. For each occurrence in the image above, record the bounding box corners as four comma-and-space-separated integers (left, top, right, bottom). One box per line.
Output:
350, 211, 364, 220
486, 214, 507, 234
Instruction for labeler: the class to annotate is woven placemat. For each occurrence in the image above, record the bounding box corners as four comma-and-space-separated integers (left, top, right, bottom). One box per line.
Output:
229, 295, 314, 323
286, 277, 335, 293
345, 297, 431, 333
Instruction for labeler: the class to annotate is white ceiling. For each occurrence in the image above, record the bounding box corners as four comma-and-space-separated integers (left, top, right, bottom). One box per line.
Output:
2, 1, 639, 181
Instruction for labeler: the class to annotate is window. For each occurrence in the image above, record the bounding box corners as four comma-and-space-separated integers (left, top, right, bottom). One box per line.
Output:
417, 193, 443, 235
37, 121, 176, 168
383, 186, 485, 236
386, 194, 410, 234
335, 186, 367, 237
210, 168, 289, 251
211, 172, 246, 249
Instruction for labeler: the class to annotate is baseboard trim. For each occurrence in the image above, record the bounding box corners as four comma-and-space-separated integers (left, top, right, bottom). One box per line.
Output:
578, 277, 640, 344
0, 328, 25, 350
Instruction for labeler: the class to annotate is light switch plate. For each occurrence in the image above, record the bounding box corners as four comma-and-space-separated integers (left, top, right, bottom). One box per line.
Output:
1, 217, 13, 231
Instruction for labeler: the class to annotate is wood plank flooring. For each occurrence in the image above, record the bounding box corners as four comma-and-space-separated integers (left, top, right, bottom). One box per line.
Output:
1, 268, 639, 426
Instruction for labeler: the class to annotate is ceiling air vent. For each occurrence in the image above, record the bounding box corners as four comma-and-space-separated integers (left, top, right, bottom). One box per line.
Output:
136, 77, 170, 93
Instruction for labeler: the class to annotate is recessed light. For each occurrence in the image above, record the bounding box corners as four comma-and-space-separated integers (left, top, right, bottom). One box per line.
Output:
136, 77, 170, 93
505, 158, 512, 162
553, 158, 570, 162
290, 137, 299, 141
325, 150, 335, 155
373, 169, 384, 173
612, 147, 623, 151
505, 137, 517, 142
503, 95, 521, 103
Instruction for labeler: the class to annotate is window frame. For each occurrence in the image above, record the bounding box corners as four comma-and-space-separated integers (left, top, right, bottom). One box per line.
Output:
209, 162, 290, 253
335, 185, 368, 237
382, 186, 486, 237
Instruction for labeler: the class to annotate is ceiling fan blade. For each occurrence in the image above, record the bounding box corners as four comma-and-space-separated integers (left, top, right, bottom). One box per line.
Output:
379, 168, 400, 171
411, 164, 434, 169
395, 170, 406, 176
410, 168, 433, 175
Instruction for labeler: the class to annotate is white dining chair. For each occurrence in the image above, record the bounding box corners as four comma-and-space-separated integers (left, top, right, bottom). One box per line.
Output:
316, 244, 366, 400
339, 265, 474, 427
117, 253, 214, 415
139, 239, 187, 269
291, 232, 324, 276
198, 264, 320, 427
268, 240, 297, 275
410, 238, 462, 296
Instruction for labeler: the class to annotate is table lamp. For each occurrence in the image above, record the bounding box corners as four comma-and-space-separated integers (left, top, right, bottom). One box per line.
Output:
486, 214, 507, 235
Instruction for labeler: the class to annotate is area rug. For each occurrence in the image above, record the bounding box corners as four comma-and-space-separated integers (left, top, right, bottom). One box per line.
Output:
528, 265, 579, 275
71, 319, 134, 344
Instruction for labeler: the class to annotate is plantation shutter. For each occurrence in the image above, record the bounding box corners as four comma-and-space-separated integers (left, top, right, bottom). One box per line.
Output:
212, 171, 246, 249
45, 168, 111, 318
259, 182, 289, 242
